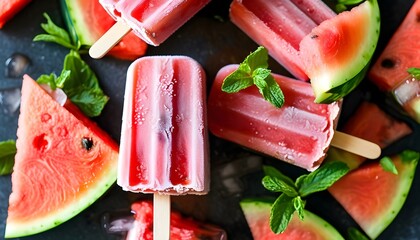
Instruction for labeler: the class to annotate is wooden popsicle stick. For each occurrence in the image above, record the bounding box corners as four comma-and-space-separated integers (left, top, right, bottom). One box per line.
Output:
89, 21, 132, 59
331, 131, 381, 159
153, 193, 171, 240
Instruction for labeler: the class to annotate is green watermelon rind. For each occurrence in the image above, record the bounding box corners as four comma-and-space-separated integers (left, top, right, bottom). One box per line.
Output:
307, 0, 380, 103
5, 169, 116, 238
240, 198, 345, 239
60, 0, 96, 46
361, 153, 418, 239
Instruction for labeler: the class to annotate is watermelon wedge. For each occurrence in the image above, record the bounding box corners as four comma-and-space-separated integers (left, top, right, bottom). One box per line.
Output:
300, 0, 380, 103
329, 150, 419, 239
5, 75, 119, 238
230, 0, 380, 103
60, 0, 147, 60
327, 101, 412, 169
0, 0, 31, 29
240, 199, 345, 240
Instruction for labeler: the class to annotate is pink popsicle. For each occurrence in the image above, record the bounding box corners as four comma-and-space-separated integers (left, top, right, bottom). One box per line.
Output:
208, 65, 340, 171
100, 0, 211, 46
118, 56, 209, 194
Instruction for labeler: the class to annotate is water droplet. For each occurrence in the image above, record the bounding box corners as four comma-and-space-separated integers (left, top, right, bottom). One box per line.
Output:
0, 88, 21, 114
5, 53, 31, 78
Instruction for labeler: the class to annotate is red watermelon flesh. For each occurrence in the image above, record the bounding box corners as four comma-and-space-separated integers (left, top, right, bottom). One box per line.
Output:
61, 0, 147, 60
0, 0, 31, 28
329, 152, 418, 239
326, 101, 412, 169
5, 75, 119, 238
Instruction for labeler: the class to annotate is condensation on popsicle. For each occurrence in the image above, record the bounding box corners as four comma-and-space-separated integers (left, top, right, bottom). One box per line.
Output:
208, 65, 340, 171
118, 56, 209, 194
99, 0, 211, 46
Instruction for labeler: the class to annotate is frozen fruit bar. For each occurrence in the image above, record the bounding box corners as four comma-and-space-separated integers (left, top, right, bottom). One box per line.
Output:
118, 56, 209, 194
99, 0, 210, 46
208, 65, 340, 171
229, 0, 336, 80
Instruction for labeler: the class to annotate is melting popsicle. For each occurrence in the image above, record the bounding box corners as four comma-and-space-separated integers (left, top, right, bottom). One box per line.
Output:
90, 0, 211, 58
208, 65, 380, 171
118, 56, 209, 238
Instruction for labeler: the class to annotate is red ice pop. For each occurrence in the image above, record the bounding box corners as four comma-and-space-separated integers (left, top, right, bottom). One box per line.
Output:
90, 0, 210, 58
118, 56, 209, 239
208, 65, 340, 171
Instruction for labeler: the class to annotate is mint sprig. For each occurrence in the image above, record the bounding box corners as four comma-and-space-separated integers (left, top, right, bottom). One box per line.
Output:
380, 156, 398, 175
33, 13, 81, 51
407, 67, 420, 79
263, 161, 349, 234
335, 0, 364, 12
222, 46, 284, 108
0, 140, 17, 176
37, 50, 109, 117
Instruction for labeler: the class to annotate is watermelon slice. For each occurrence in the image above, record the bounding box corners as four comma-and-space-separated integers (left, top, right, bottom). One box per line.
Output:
5, 75, 119, 238
327, 101, 412, 169
300, 0, 380, 103
240, 198, 345, 239
329, 150, 419, 239
60, 0, 147, 60
0, 0, 31, 28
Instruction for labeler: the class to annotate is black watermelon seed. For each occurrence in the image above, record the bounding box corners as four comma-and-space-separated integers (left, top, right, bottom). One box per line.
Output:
82, 137, 94, 151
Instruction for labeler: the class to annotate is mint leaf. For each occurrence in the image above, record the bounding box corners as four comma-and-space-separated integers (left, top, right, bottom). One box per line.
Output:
253, 69, 284, 108
297, 161, 349, 197
263, 166, 296, 189
37, 73, 59, 90
61, 51, 109, 117
335, 0, 364, 12
347, 227, 369, 240
37, 51, 109, 117
380, 156, 398, 174
33, 13, 78, 50
0, 140, 16, 175
221, 69, 254, 93
270, 194, 295, 234
407, 67, 420, 79
293, 196, 305, 220
262, 175, 298, 197
400, 150, 420, 164
222, 46, 284, 108
264, 162, 349, 234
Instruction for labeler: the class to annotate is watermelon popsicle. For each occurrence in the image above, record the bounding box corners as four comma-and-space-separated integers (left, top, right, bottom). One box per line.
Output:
118, 56, 209, 238
89, 0, 210, 58
208, 65, 380, 171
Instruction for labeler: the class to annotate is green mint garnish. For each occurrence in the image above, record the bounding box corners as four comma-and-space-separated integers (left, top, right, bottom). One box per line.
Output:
380, 156, 398, 175
407, 67, 420, 79
400, 150, 420, 164
37, 51, 109, 117
0, 140, 17, 176
335, 0, 364, 13
33, 13, 81, 51
263, 161, 349, 234
222, 46, 284, 108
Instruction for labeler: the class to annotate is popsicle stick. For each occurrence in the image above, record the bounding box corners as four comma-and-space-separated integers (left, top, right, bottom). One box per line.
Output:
331, 131, 381, 159
89, 21, 132, 59
153, 194, 171, 240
